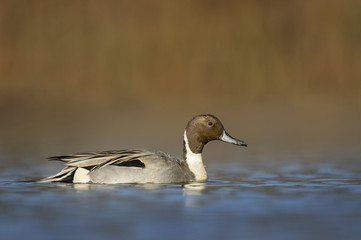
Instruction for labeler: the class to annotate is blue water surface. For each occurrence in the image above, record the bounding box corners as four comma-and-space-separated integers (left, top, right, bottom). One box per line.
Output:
1, 161, 361, 240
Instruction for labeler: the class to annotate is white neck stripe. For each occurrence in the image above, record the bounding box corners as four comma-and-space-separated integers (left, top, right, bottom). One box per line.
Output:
184, 131, 207, 181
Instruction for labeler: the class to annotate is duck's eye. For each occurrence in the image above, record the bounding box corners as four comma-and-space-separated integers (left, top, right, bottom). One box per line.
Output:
208, 122, 214, 126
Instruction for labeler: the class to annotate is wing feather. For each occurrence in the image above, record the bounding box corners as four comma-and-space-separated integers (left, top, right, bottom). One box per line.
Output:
47, 149, 153, 171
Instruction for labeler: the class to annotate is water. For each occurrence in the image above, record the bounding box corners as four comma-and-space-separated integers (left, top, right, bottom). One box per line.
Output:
1, 161, 360, 240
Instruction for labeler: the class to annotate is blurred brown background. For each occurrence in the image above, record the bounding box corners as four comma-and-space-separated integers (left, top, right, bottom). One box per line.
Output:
1, 0, 360, 167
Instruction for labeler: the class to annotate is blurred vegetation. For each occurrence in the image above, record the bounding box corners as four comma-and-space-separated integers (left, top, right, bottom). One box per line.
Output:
1, 0, 361, 110
1, 0, 361, 166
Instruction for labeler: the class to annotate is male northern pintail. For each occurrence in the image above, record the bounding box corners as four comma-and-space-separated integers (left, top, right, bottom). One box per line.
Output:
39, 114, 247, 184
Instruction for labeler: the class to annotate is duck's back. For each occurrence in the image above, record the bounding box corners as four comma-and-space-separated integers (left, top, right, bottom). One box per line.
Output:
40, 149, 194, 184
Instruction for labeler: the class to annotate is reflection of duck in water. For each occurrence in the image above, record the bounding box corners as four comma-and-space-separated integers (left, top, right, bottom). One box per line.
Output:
39, 114, 247, 184
183, 183, 207, 196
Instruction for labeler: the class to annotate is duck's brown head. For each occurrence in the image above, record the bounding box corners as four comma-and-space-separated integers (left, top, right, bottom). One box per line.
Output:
184, 114, 247, 154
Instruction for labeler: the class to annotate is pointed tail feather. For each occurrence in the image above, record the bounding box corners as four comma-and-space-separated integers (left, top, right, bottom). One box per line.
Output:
37, 166, 77, 183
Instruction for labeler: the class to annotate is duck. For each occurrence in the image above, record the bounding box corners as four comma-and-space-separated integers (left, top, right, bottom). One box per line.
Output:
39, 114, 247, 184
